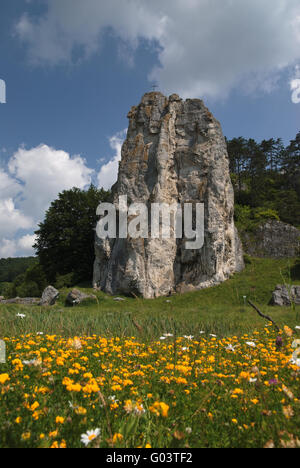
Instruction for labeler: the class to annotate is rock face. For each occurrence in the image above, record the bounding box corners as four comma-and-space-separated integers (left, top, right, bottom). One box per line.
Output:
269, 284, 300, 306
243, 220, 300, 258
39, 286, 59, 306
93, 92, 244, 298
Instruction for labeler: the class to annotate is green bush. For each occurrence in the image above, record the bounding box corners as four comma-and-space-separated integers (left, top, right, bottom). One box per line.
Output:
16, 281, 40, 298
6, 264, 47, 298
55, 272, 76, 289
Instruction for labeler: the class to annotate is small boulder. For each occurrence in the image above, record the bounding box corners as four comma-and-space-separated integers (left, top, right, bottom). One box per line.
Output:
269, 284, 300, 306
39, 286, 59, 306
66, 289, 96, 306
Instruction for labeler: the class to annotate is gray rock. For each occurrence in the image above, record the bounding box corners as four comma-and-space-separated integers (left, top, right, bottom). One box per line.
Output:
243, 220, 300, 258
93, 92, 244, 298
39, 286, 59, 306
269, 284, 300, 306
66, 289, 96, 306
0, 297, 40, 305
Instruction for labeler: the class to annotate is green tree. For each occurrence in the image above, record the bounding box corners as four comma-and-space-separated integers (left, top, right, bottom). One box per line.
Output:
34, 185, 111, 284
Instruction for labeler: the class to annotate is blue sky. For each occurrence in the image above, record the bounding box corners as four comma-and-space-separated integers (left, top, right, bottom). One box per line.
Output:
0, 0, 300, 257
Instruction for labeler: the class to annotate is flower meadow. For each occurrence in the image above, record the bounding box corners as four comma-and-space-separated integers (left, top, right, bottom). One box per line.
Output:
0, 326, 299, 448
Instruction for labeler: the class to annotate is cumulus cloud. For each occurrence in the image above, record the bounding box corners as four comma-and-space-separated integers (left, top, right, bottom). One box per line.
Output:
0, 199, 33, 238
0, 235, 37, 258
290, 65, 300, 104
97, 129, 127, 190
8, 144, 93, 219
15, 0, 300, 98
0, 144, 93, 258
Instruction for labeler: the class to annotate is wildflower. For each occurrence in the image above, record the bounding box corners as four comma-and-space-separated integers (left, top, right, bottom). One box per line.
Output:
56, 416, 65, 424
80, 429, 101, 446
16, 313, 26, 319
75, 407, 87, 415
284, 326, 293, 337
226, 344, 236, 352
112, 433, 123, 444
21, 432, 31, 440
269, 379, 279, 386
0, 373, 10, 384
246, 341, 256, 348
23, 359, 39, 366
183, 335, 194, 340
249, 378, 257, 383
149, 401, 169, 418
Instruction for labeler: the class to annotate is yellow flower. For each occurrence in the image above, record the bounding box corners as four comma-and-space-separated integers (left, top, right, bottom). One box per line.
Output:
15, 417, 22, 424
112, 433, 123, 444
21, 432, 31, 440
0, 373, 10, 384
75, 407, 87, 415
30, 401, 40, 411
56, 416, 65, 424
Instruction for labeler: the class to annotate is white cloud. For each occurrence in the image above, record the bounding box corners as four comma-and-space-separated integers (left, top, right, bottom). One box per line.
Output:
97, 129, 127, 190
0, 235, 37, 258
290, 65, 300, 104
9, 144, 93, 219
0, 199, 33, 238
15, 0, 300, 98
0, 144, 93, 258
0, 169, 21, 200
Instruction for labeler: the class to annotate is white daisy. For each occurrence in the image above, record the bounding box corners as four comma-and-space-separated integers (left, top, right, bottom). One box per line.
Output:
246, 341, 256, 348
225, 344, 236, 352
80, 428, 101, 446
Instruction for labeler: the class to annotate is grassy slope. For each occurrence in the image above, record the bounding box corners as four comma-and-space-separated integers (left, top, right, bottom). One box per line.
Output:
0, 257, 299, 339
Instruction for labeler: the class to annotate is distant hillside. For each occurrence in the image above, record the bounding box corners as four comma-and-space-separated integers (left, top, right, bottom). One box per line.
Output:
0, 257, 38, 283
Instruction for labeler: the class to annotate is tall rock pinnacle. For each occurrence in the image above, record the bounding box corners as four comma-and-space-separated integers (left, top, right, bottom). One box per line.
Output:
93, 92, 244, 298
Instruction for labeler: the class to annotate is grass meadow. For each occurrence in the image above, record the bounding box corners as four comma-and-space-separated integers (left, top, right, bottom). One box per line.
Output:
0, 257, 299, 448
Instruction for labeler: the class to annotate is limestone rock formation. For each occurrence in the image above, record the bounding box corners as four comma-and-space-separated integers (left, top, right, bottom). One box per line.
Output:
93, 92, 244, 298
242, 220, 300, 258
39, 286, 59, 306
269, 284, 300, 306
